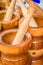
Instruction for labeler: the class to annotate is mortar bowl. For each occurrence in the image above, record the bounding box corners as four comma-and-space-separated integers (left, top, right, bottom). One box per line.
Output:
0, 11, 20, 31
0, 29, 32, 55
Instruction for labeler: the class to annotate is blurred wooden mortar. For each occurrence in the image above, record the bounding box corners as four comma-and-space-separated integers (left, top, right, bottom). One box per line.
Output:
0, 29, 32, 54
0, 11, 20, 30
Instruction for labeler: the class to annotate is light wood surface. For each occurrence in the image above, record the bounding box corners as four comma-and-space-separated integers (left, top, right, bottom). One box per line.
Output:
3, 0, 16, 21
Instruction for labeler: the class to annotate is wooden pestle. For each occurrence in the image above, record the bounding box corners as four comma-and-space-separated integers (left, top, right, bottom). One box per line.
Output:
12, 6, 35, 45
17, 0, 38, 27
3, 0, 16, 21
17, 0, 27, 17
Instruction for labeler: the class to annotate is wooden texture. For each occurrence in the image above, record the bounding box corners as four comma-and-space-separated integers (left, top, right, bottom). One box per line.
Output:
0, 56, 30, 65
0, 57, 2, 65
3, 0, 16, 21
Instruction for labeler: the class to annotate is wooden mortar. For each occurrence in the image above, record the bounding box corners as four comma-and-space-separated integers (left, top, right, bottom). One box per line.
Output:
0, 29, 32, 54
0, 11, 20, 30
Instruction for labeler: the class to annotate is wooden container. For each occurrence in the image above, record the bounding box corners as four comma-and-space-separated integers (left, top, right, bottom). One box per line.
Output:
0, 29, 32, 54
0, 11, 20, 31
1, 52, 30, 65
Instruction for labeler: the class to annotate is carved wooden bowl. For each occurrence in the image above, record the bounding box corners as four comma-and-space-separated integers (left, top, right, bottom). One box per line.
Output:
0, 11, 20, 31
0, 29, 32, 54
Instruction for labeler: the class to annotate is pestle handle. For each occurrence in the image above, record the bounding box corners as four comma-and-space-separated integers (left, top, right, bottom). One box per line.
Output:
17, 0, 38, 27
12, 7, 35, 45
3, 0, 16, 22
17, 0, 27, 16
